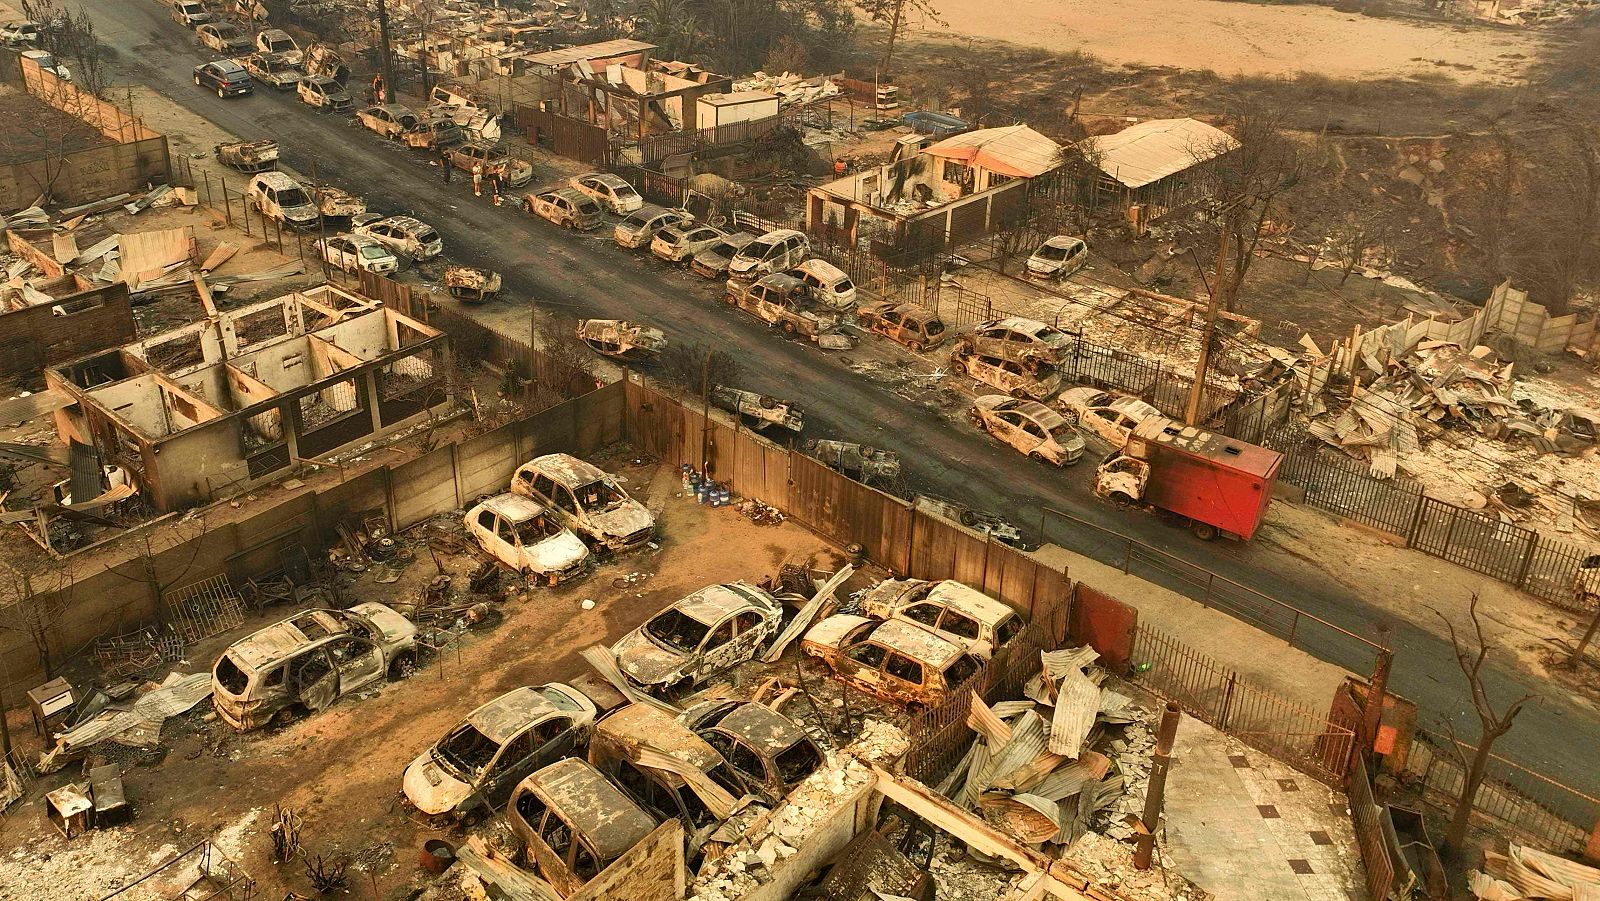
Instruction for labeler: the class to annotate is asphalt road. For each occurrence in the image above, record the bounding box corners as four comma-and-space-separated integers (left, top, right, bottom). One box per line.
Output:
85, 0, 1600, 807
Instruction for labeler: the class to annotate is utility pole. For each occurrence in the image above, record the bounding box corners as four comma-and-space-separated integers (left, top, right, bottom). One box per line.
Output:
375, 0, 396, 101
1183, 218, 1230, 426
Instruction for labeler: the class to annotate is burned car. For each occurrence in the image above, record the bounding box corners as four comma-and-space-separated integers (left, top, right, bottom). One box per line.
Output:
510, 453, 656, 553
526, 187, 605, 231
311, 183, 366, 219
240, 53, 302, 90
215, 138, 278, 172
196, 21, 251, 54
651, 223, 727, 264
1056, 387, 1161, 449
448, 140, 533, 187
801, 615, 983, 711
403, 684, 597, 825
726, 273, 840, 339
860, 578, 1025, 655
211, 603, 417, 730
510, 759, 659, 897
254, 27, 301, 63
969, 395, 1085, 466
857, 300, 947, 352
806, 440, 900, 484
400, 113, 464, 151
357, 103, 421, 140
443, 264, 501, 303
613, 204, 692, 250
575, 319, 667, 361
464, 493, 590, 585
1026, 234, 1088, 279
955, 317, 1076, 372
950, 346, 1063, 400
570, 171, 643, 215
352, 214, 443, 261
297, 74, 352, 113
690, 231, 756, 280
711, 386, 802, 433
246, 171, 319, 229
680, 700, 824, 803
608, 582, 783, 698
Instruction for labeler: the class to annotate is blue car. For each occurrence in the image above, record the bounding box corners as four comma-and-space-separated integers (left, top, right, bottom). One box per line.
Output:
193, 59, 252, 98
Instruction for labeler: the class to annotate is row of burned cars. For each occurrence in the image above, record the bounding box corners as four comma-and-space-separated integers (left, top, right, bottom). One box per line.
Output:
206, 473, 1025, 892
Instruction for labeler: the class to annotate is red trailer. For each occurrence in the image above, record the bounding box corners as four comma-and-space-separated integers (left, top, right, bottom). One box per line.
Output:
1093, 416, 1282, 540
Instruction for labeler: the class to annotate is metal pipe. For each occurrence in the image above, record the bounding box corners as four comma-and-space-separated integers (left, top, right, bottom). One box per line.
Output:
1134, 701, 1181, 870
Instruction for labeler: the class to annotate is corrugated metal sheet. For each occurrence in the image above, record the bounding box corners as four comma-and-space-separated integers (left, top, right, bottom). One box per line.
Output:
1049, 670, 1099, 758
1084, 118, 1238, 189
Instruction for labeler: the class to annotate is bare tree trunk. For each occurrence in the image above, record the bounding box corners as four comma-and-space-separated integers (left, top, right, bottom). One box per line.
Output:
1447, 739, 1494, 851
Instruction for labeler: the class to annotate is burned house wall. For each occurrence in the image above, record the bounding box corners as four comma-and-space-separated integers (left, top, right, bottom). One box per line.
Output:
0, 282, 137, 386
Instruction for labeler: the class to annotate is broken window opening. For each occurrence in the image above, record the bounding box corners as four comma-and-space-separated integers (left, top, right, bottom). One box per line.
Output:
644, 609, 709, 654
215, 654, 250, 694
846, 642, 887, 669
945, 655, 981, 689
774, 741, 821, 786
572, 479, 624, 513
439, 723, 501, 775
885, 654, 923, 685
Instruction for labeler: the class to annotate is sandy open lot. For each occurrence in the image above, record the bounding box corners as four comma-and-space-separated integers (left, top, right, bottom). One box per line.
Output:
903, 0, 1547, 82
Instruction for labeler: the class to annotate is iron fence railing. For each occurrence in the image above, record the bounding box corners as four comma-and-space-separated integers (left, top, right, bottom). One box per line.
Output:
1350, 754, 1397, 901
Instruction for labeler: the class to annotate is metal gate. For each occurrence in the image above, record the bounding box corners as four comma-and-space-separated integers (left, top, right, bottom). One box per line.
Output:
1410, 495, 1536, 585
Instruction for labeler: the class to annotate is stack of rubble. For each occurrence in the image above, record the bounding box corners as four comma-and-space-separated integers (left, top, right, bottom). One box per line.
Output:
936, 646, 1145, 855
732, 71, 840, 106
1470, 842, 1600, 899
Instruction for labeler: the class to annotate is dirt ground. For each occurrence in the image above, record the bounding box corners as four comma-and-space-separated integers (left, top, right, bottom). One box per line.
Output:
0, 85, 112, 166
0, 450, 869, 901
893, 0, 1547, 82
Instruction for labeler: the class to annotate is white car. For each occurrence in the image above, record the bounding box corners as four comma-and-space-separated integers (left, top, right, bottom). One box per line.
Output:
352, 214, 443, 261
464, 493, 590, 584
969, 395, 1085, 466
509, 453, 655, 554
650, 224, 727, 264
255, 27, 301, 63
316, 233, 399, 274
792, 259, 856, 311
196, 21, 251, 54
1057, 387, 1162, 448
246, 171, 319, 229
569, 172, 643, 215
728, 229, 808, 279
1026, 235, 1088, 279
298, 75, 352, 113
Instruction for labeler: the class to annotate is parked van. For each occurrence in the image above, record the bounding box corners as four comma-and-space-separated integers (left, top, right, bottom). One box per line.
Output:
792, 259, 856, 311
509, 759, 659, 896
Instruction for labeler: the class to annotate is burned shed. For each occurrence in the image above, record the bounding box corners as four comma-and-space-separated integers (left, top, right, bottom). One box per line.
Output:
45, 284, 450, 512
1077, 117, 1238, 229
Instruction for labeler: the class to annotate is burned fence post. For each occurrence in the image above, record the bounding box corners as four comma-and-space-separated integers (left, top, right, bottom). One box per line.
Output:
1134, 701, 1181, 870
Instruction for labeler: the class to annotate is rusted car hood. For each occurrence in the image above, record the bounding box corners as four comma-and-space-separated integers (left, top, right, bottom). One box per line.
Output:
349, 602, 417, 648
612, 630, 686, 687
521, 530, 589, 574
802, 614, 872, 653
403, 750, 473, 815
588, 503, 654, 541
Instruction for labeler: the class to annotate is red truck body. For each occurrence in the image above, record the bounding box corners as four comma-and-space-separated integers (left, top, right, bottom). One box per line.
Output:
1126, 417, 1282, 540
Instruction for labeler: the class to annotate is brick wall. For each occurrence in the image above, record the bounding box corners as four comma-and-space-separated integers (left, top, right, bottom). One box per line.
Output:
0, 282, 137, 385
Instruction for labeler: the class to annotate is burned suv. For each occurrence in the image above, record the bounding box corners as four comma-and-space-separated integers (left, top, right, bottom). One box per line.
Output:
212, 603, 417, 730
609, 583, 783, 698
510, 453, 655, 554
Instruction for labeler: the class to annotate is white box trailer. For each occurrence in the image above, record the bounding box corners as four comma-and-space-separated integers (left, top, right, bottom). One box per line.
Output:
696, 90, 779, 131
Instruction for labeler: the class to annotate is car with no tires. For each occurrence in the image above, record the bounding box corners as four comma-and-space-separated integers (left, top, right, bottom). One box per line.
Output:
950, 346, 1062, 399
525, 187, 604, 230
402, 684, 597, 825
969, 395, 1085, 466
1056, 387, 1162, 449
613, 205, 692, 250
171, 0, 213, 28
254, 27, 301, 63
351, 214, 443, 261
211, 603, 417, 730
575, 319, 666, 361
464, 493, 590, 585
651, 224, 726, 264
193, 59, 251, 98
680, 700, 824, 803
801, 615, 983, 712
957, 317, 1076, 372
240, 52, 301, 90
509, 759, 659, 897
0, 21, 42, 47
588, 703, 752, 845
1026, 235, 1088, 279
448, 140, 533, 187
315, 233, 398, 274
691, 232, 756, 280
860, 578, 1025, 656
608, 582, 783, 698
726, 273, 839, 339
792, 259, 857, 311
857, 300, 947, 352
196, 21, 250, 54
728, 229, 808, 279
357, 103, 420, 139
246, 171, 319, 229
570, 172, 643, 215
297, 74, 351, 112
510, 453, 656, 554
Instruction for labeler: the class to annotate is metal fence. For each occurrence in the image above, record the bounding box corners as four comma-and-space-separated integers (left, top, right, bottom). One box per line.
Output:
1130, 624, 1358, 785
1265, 424, 1425, 537
163, 574, 246, 645
1349, 754, 1397, 901
1400, 730, 1600, 856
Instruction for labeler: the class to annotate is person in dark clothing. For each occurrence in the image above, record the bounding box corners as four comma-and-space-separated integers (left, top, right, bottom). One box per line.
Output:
440, 147, 452, 183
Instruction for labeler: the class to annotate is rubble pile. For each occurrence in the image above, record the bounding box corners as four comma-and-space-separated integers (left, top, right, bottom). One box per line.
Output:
1470, 841, 1600, 899
1069, 832, 1211, 901
732, 71, 841, 106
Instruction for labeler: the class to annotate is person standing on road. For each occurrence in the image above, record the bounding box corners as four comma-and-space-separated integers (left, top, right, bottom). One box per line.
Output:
439, 146, 453, 183
488, 169, 503, 206
472, 162, 483, 197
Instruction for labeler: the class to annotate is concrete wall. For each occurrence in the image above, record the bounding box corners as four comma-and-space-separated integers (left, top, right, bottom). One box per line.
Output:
0, 282, 137, 386
0, 136, 170, 209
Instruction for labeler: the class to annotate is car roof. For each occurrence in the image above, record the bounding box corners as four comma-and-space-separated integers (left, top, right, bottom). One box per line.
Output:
626, 204, 669, 220
1041, 235, 1085, 248
708, 703, 810, 756
755, 273, 803, 291
922, 580, 1019, 626
869, 619, 967, 667
227, 609, 349, 670
466, 686, 563, 745
373, 103, 415, 115
1006, 399, 1067, 428
523, 759, 657, 859
982, 316, 1053, 334
254, 171, 300, 189
805, 613, 873, 648
377, 215, 427, 231
755, 228, 803, 242
675, 582, 771, 626
525, 453, 606, 486
596, 703, 724, 773
261, 28, 291, 38
579, 172, 629, 187
214, 59, 247, 73
479, 492, 546, 522
795, 259, 847, 281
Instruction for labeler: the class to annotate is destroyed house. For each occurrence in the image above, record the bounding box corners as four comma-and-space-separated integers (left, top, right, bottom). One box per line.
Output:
45, 284, 449, 512
806, 124, 1062, 254
1077, 117, 1238, 229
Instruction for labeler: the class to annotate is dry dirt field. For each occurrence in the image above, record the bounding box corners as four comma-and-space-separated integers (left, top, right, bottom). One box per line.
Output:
904, 0, 1548, 82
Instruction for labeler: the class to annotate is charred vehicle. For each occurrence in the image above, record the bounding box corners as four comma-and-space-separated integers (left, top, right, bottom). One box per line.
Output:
301, 42, 348, 83
569, 172, 643, 215
801, 615, 983, 711
1056, 387, 1161, 449
245, 171, 318, 229
950, 347, 1062, 400
725, 273, 839, 339
403, 684, 597, 825
651, 224, 727, 264
464, 493, 591, 585
196, 21, 251, 54
510, 453, 656, 553
792, 259, 857, 311
857, 300, 947, 352
727, 229, 808, 279
1026, 235, 1088, 279
613, 205, 692, 250
690, 232, 756, 280
315, 233, 398, 274
311, 184, 365, 219
254, 27, 301, 62
859, 579, 1025, 655
608, 583, 782, 698
575, 319, 666, 361
1093, 417, 1281, 541
357, 103, 421, 139
352, 214, 443, 261
297, 74, 352, 113
969, 395, 1085, 466
211, 603, 417, 730
525, 187, 605, 230
215, 138, 278, 172
509, 759, 659, 896
447, 141, 532, 187
400, 113, 464, 151
955, 317, 1076, 372
806, 440, 900, 483
680, 700, 824, 803
710, 386, 802, 433
240, 53, 302, 90
443, 265, 501, 303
